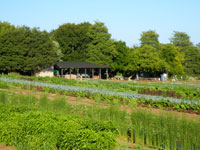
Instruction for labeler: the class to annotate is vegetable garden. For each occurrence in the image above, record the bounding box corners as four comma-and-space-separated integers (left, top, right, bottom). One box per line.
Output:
0, 75, 200, 149
1, 74, 200, 112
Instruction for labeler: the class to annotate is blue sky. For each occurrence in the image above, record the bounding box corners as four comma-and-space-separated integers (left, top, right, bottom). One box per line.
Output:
0, 0, 199, 47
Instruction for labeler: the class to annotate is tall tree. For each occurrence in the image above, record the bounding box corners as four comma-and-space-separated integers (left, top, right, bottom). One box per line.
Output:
170, 31, 192, 49
140, 30, 159, 48
184, 46, 200, 76
112, 40, 129, 73
159, 44, 184, 76
126, 45, 167, 74
0, 26, 57, 75
52, 41, 63, 62
85, 22, 118, 67
197, 43, 200, 50
0, 21, 15, 35
52, 22, 92, 61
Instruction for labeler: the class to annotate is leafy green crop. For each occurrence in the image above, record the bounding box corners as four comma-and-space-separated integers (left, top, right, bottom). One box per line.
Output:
0, 104, 118, 150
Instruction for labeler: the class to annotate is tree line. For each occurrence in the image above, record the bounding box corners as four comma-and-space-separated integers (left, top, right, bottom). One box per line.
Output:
0, 21, 200, 77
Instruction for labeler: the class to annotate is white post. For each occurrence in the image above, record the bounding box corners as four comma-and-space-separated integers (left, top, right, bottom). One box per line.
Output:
69, 68, 71, 79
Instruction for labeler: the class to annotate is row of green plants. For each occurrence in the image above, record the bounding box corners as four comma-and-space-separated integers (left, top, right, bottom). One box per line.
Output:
130, 110, 200, 150
2, 74, 200, 100
1, 90, 200, 150
1, 77, 200, 112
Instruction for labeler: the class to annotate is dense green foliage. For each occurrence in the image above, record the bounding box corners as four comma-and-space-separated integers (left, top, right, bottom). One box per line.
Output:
0, 22, 57, 75
183, 46, 200, 76
0, 21, 200, 77
140, 30, 159, 49
170, 31, 192, 48
112, 41, 129, 73
0, 93, 118, 150
52, 22, 92, 61
52, 22, 117, 68
170, 31, 200, 76
126, 45, 167, 74
85, 22, 117, 67
159, 44, 184, 76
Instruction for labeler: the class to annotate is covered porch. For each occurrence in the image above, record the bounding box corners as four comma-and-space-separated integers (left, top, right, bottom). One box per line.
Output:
54, 62, 110, 79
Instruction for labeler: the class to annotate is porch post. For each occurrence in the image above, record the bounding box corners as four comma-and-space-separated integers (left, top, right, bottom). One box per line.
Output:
77, 68, 79, 75
106, 68, 109, 80
61, 69, 63, 78
99, 68, 101, 79
92, 68, 94, 78
76, 68, 79, 79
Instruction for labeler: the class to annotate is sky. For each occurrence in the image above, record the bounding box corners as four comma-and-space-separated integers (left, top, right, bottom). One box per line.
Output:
0, 0, 200, 47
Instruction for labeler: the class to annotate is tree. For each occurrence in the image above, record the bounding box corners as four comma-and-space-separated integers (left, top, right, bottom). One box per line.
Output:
0, 21, 15, 35
85, 22, 118, 67
52, 22, 92, 61
183, 46, 200, 76
197, 43, 200, 50
126, 45, 167, 74
112, 40, 129, 73
159, 44, 184, 76
170, 31, 192, 49
0, 26, 57, 75
140, 30, 159, 48
52, 41, 63, 62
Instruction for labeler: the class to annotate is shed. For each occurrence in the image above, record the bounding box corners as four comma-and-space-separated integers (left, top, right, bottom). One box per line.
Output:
54, 61, 110, 79
35, 66, 54, 77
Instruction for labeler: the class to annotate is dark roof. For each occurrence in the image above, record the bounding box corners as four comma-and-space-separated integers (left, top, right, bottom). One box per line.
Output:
55, 62, 110, 69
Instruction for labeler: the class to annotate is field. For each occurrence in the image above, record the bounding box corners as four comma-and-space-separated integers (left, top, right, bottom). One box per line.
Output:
0, 74, 200, 150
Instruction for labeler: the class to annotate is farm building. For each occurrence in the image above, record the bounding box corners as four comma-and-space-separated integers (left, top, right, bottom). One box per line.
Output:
35, 66, 54, 77
36, 62, 110, 79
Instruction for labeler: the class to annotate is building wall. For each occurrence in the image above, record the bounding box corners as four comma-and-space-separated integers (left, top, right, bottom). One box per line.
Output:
35, 66, 54, 77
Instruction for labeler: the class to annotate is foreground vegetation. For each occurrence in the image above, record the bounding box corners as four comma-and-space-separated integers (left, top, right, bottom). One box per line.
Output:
0, 96, 118, 149
0, 80, 200, 149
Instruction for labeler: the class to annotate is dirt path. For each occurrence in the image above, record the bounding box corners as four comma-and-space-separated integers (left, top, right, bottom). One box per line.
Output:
0, 144, 15, 150
117, 137, 157, 150
1, 87, 200, 121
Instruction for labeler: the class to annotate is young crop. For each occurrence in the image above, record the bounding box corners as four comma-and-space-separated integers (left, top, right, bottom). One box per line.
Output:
3, 74, 200, 100
0, 77, 199, 107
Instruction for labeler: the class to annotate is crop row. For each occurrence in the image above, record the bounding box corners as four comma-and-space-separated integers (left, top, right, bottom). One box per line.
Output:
3, 74, 200, 100
138, 89, 182, 99
1, 77, 200, 105
129, 110, 200, 150
1, 77, 200, 112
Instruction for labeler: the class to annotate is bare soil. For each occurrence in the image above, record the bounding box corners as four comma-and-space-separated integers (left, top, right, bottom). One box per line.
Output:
117, 137, 157, 150
0, 144, 15, 150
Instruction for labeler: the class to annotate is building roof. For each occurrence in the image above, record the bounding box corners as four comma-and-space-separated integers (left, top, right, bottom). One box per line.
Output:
55, 62, 110, 69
